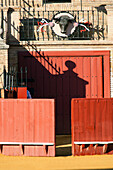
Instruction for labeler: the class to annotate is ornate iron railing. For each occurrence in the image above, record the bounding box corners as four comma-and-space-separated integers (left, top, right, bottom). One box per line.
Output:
19, 10, 106, 41
0, 8, 107, 42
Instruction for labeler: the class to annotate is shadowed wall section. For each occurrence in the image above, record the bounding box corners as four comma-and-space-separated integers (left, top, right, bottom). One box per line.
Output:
18, 50, 110, 135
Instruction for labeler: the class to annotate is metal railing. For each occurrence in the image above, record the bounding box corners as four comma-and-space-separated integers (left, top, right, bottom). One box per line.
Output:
0, 8, 107, 42
19, 10, 107, 41
2, 66, 27, 90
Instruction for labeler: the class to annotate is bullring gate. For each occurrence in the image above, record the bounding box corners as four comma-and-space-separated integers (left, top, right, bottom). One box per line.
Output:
18, 50, 110, 135
0, 50, 112, 157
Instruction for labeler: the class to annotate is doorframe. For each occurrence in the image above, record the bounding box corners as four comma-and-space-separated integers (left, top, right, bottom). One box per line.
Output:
18, 50, 110, 98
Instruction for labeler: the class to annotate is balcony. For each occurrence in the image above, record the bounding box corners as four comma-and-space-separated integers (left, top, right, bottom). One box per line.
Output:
1, 8, 107, 44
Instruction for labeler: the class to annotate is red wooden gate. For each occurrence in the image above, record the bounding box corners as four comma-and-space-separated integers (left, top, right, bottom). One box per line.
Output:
18, 50, 110, 134
0, 99, 55, 156
71, 98, 113, 156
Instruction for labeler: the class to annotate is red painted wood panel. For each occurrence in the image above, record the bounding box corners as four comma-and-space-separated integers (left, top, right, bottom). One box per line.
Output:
0, 99, 55, 157
71, 98, 113, 156
17, 87, 27, 98
103, 53, 110, 97
97, 57, 103, 98
91, 57, 97, 98
83, 57, 91, 98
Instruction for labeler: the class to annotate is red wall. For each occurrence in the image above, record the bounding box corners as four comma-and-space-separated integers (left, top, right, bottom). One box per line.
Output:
71, 98, 113, 156
0, 99, 55, 156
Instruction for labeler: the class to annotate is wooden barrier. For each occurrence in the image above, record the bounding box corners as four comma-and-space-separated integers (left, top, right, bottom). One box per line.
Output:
71, 98, 113, 156
0, 99, 55, 156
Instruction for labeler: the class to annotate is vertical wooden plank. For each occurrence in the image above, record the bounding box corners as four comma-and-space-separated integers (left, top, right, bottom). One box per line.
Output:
13, 100, 24, 143
91, 57, 97, 98
97, 56, 103, 98
107, 99, 112, 141
13, 100, 24, 156
23, 100, 30, 156
34, 100, 39, 155
80, 99, 91, 155
75, 57, 83, 79
88, 99, 96, 155
43, 56, 50, 97
62, 57, 70, 134
95, 99, 102, 141
101, 100, 107, 142
71, 99, 80, 156
36, 56, 44, 98
71, 99, 75, 156
105, 99, 112, 141
56, 57, 63, 134
78, 99, 84, 142
95, 99, 103, 155
76, 57, 84, 98
33, 100, 45, 157
44, 100, 50, 144
2, 100, 11, 156
73, 99, 79, 142
89, 99, 96, 142
83, 57, 91, 98
7, 100, 14, 143
49, 57, 56, 98
70, 57, 78, 98
34, 100, 39, 156
3, 100, 9, 142
26, 100, 35, 156
48, 100, 55, 156
103, 54, 110, 97
84, 99, 90, 142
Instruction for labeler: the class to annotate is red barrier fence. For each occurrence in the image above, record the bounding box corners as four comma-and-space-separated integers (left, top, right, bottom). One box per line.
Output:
71, 98, 113, 156
0, 99, 55, 156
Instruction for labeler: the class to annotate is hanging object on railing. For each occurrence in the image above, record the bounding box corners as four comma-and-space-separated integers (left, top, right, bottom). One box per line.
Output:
36, 12, 92, 38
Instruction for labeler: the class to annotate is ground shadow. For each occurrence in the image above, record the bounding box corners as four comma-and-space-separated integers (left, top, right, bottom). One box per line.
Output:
56, 146, 72, 156
56, 135, 72, 156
